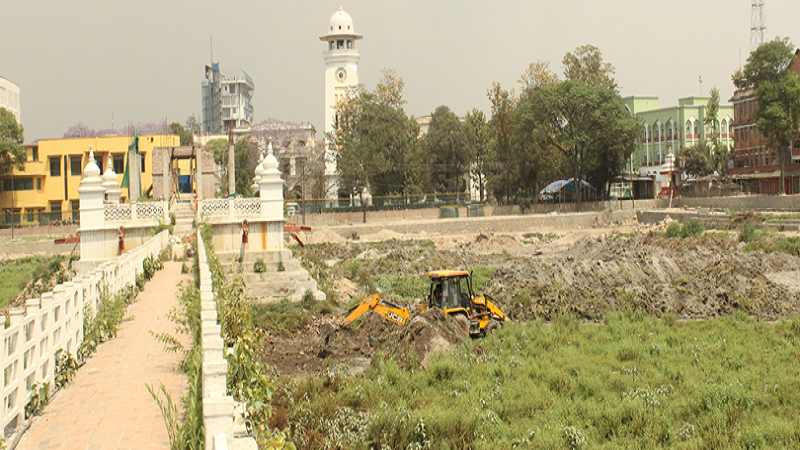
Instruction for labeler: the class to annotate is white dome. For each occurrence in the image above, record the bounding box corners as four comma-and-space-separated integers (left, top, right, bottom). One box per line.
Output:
328, 3, 355, 35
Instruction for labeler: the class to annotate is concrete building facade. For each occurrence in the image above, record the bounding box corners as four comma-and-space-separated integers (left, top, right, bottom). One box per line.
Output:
623, 96, 734, 176
728, 49, 800, 194
0, 76, 21, 123
0, 134, 181, 227
202, 64, 254, 134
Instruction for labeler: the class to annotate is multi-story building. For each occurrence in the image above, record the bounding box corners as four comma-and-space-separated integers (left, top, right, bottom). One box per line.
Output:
623, 96, 734, 176
0, 134, 180, 226
729, 49, 800, 194
0, 76, 21, 123
202, 64, 254, 134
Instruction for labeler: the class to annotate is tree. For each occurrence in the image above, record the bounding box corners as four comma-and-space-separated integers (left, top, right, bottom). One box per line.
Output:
465, 108, 491, 203
375, 69, 406, 110
528, 80, 638, 205
681, 141, 715, 177
207, 138, 229, 165
518, 61, 559, 102
744, 37, 800, 194
185, 115, 201, 136
703, 86, 728, 175
562, 44, 618, 91
423, 106, 475, 197
0, 108, 26, 190
485, 82, 517, 204
170, 122, 194, 146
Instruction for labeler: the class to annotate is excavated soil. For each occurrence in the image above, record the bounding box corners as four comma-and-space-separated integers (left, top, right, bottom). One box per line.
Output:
259, 215, 800, 379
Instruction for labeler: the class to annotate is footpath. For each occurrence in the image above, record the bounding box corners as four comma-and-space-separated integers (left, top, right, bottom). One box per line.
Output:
17, 260, 190, 450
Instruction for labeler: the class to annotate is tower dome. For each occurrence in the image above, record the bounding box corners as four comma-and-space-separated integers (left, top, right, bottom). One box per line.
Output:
321, 3, 362, 40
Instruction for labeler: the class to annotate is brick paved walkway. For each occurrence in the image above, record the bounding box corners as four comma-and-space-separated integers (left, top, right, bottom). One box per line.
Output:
17, 260, 191, 450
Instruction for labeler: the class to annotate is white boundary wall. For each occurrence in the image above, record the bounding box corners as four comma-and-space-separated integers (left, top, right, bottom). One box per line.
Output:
1, 231, 170, 438
197, 230, 255, 450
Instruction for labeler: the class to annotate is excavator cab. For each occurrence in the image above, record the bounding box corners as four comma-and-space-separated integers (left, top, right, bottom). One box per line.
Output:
426, 270, 506, 336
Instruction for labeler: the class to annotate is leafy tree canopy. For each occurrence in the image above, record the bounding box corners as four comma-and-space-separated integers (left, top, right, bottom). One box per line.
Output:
170, 122, 194, 146
563, 44, 618, 91
423, 105, 476, 194
0, 108, 26, 189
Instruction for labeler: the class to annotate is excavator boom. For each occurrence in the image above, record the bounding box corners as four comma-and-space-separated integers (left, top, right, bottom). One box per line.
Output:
342, 294, 409, 326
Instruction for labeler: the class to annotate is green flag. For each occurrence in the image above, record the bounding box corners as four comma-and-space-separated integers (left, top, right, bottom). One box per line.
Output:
120, 131, 138, 194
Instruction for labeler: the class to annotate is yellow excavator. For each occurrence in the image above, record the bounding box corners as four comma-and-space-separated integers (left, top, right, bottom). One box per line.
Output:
334, 270, 507, 338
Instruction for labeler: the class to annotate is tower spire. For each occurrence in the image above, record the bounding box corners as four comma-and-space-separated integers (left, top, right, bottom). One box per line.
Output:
751, 0, 766, 52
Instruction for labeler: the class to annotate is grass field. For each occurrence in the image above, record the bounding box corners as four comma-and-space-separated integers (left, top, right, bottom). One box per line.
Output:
0, 254, 65, 308
275, 310, 800, 449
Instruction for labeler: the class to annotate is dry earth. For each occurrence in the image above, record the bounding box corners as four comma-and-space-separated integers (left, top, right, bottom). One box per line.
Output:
258, 211, 800, 378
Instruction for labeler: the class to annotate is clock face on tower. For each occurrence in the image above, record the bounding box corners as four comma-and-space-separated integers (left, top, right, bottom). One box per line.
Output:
335, 67, 347, 83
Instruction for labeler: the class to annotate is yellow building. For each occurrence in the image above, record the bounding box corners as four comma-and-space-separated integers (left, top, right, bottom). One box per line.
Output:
1, 134, 181, 227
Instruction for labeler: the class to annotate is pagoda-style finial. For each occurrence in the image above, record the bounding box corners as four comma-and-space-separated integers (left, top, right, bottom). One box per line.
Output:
339, 1, 343, 11
84, 146, 101, 179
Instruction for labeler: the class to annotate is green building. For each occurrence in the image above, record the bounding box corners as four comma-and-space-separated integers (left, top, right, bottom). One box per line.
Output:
622, 96, 734, 176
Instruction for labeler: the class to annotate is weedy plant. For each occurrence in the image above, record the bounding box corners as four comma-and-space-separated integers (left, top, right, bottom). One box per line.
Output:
25, 382, 51, 419
254, 258, 267, 273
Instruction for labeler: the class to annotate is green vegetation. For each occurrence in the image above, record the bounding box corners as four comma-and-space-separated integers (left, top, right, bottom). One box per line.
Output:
251, 292, 334, 337
0, 254, 67, 308
746, 236, 800, 257
679, 219, 705, 238
276, 310, 800, 449
254, 258, 267, 273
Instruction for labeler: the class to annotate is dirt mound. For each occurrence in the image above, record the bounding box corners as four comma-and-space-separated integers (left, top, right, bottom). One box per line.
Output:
362, 229, 405, 241
729, 211, 766, 228
486, 233, 800, 321
305, 229, 346, 244
463, 233, 522, 254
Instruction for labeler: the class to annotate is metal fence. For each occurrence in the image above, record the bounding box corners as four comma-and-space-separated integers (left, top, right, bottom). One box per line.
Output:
0, 211, 79, 229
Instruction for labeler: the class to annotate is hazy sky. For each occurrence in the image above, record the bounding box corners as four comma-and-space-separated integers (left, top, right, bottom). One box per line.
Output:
2, 1, 799, 144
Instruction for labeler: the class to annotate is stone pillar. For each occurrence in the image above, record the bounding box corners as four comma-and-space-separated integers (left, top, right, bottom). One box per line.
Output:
162, 147, 171, 201
78, 149, 107, 264
259, 143, 284, 219
102, 156, 122, 203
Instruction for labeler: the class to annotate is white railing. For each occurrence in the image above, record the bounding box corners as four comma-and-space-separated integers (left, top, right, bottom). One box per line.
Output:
199, 197, 260, 221
104, 201, 169, 224
197, 230, 255, 450
1, 231, 170, 437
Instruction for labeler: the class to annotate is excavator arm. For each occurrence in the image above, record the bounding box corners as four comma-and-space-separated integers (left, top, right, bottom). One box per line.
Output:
342, 294, 409, 326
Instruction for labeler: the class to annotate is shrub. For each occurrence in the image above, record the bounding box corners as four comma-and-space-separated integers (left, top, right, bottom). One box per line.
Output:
739, 221, 757, 243
680, 219, 705, 238
254, 258, 267, 273
277, 260, 285, 272
665, 222, 681, 238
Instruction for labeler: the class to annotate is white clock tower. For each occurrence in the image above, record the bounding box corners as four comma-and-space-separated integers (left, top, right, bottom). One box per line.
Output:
321, 3, 361, 177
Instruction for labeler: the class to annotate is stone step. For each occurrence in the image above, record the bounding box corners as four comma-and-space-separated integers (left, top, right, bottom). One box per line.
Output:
242, 270, 310, 284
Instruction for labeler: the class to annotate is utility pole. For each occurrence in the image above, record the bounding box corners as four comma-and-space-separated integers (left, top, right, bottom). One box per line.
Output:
227, 120, 235, 195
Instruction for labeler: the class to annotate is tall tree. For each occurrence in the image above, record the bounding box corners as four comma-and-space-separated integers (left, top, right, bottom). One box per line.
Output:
170, 122, 194, 146
563, 44, 618, 91
486, 82, 517, 204
703, 86, 728, 175
375, 69, 407, 110
529, 80, 637, 205
744, 37, 800, 194
0, 108, 26, 189
423, 106, 475, 196
465, 108, 491, 203
185, 115, 201, 136
518, 61, 559, 102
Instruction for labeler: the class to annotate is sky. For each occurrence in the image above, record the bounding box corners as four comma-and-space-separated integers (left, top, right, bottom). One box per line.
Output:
1, 1, 799, 144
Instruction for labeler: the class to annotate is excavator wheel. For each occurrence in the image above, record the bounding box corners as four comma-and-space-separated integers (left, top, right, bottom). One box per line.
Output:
484, 321, 501, 336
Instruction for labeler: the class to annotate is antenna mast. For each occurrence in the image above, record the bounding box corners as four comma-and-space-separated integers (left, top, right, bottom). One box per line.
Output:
751, 0, 766, 52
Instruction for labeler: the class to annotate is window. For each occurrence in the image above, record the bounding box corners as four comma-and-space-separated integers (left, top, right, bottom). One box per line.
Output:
693, 121, 699, 136
26, 210, 33, 222
31, 147, 38, 161
653, 124, 660, 140
49, 157, 61, 176
4, 178, 33, 191
113, 154, 124, 174
50, 202, 61, 212
96, 155, 104, 175
141, 154, 146, 173
36, 178, 41, 190
70, 156, 82, 176
685, 121, 692, 136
